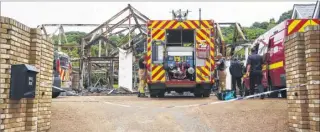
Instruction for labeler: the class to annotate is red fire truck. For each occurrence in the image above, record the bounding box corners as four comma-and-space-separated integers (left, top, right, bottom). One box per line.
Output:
53, 51, 72, 88
242, 19, 320, 97
146, 10, 215, 98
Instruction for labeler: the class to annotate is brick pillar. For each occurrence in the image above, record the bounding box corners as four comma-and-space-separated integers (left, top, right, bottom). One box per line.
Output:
37, 36, 54, 131
285, 32, 310, 131
24, 28, 43, 132
304, 25, 320, 132
0, 16, 53, 132
0, 17, 32, 132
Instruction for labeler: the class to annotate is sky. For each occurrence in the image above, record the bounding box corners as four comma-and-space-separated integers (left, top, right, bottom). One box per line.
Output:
0, 2, 315, 33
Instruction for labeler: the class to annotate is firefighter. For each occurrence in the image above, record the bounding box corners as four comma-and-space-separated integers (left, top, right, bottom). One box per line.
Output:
216, 53, 226, 92
229, 57, 244, 97
137, 53, 148, 98
246, 48, 264, 99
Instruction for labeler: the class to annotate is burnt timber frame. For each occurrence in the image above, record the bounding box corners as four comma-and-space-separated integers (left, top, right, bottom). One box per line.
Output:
214, 22, 250, 58
79, 4, 149, 90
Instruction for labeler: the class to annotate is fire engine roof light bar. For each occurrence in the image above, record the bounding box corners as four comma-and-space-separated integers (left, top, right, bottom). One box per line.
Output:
172, 9, 190, 21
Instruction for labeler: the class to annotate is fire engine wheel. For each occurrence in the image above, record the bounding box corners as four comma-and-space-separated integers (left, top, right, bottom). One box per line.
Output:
194, 93, 202, 97
267, 81, 278, 98
157, 91, 165, 98
52, 92, 60, 98
203, 90, 211, 97
149, 90, 165, 98
150, 93, 157, 98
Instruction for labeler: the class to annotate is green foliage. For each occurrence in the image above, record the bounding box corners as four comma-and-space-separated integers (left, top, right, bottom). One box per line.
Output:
277, 9, 293, 24
223, 9, 292, 57
52, 31, 86, 45
243, 27, 266, 40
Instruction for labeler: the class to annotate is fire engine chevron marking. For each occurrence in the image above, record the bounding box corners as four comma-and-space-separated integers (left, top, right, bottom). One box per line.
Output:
158, 33, 165, 40
159, 20, 170, 29
287, 20, 301, 35
196, 72, 205, 82
200, 21, 210, 29
199, 29, 210, 38
286, 19, 320, 39
181, 21, 192, 29
153, 29, 165, 40
152, 66, 163, 79
197, 30, 211, 43
163, 20, 175, 29
200, 67, 209, 77
157, 71, 166, 81
154, 70, 165, 81
173, 22, 181, 29
155, 20, 167, 29
290, 19, 308, 35
314, 19, 320, 24
185, 21, 197, 29
190, 21, 199, 28
298, 20, 319, 32
205, 61, 210, 70
151, 29, 161, 38
152, 20, 162, 29
196, 67, 209, 82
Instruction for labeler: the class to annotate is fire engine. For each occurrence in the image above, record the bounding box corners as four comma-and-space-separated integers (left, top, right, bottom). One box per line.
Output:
146, 10, 215, 98
53, 51, 72, 89
242, 19, 320, 97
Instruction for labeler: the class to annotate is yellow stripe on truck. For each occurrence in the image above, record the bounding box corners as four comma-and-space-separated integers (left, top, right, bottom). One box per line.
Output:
243, 61, 284, 78
269, 61, 284, 70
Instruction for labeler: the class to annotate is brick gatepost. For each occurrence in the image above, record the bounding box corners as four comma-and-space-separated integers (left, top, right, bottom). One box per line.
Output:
285, 25, 320, 132
0, 17, 53, 132
304, 25, 320, 132
285, 32, 310, 131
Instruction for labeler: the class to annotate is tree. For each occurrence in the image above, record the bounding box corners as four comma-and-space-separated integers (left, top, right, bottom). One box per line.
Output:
277, 9, 293, 24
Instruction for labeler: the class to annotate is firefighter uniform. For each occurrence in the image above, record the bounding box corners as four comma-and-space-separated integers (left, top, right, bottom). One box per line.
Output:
218, 70, 226, 92
246, 49, 264, 99
216, 54, 226, 92
138, 54, 147, 97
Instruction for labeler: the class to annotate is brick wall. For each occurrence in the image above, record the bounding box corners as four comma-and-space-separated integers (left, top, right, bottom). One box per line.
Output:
285, 32, 310, 132
285, 25, 320, 132
0, 17, 53, 132
304, 26, 320, 132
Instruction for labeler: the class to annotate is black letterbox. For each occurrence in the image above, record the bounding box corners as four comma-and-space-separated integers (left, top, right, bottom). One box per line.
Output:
10, 64, 39, 100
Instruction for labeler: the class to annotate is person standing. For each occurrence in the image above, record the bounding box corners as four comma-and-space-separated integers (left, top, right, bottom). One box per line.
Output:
246, 48, 264, 99
216, 53, 226, 92
229, 58, 244, 97
137, 53, 147, 98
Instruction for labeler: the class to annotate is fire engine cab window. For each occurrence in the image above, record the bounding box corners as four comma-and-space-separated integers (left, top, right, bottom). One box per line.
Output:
59, 57, 68, 67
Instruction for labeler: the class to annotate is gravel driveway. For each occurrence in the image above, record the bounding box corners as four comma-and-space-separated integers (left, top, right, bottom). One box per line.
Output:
50, 96, 288, 132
